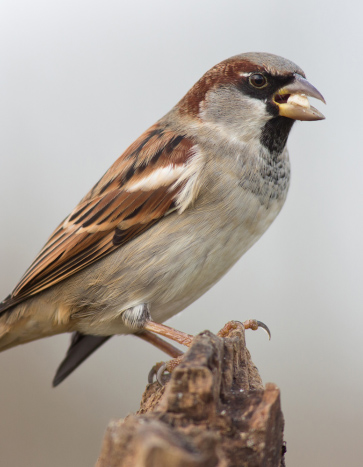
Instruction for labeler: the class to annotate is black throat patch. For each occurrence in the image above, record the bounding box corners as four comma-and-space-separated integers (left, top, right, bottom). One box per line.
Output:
260, 116, 294, 156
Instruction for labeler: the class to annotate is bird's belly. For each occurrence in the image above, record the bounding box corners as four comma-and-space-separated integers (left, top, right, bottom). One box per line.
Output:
70, 187, 285, 336
151, 193, 284, 323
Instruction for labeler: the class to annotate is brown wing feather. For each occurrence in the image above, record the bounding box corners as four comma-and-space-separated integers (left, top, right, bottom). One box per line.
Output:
1, 123, 195, 312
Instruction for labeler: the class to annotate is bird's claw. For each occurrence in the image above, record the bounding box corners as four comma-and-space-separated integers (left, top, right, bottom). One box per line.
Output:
242, 319, 271, 340
148, 355, 185, 386
217, 319, 271, 340
148, 361, 166, 384
156, 362, 168, 386
148, 319, 271, 385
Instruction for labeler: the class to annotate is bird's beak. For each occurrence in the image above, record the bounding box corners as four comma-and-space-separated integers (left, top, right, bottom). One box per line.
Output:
273, 74, 326, 121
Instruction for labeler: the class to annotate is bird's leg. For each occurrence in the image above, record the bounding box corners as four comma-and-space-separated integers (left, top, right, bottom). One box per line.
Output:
135, 330, 185, 384
135, 330, 184, 358
122, 306, 271, 385
142, 321, 194, 346
122, 304, 194, 346
122, 304, 192, 383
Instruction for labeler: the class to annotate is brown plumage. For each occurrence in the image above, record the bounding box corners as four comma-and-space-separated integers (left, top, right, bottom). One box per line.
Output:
0, 52, 325, 385
2, 125, 194, 310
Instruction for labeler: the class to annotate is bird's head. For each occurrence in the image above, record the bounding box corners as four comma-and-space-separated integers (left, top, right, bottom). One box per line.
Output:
178, 52, 325, 153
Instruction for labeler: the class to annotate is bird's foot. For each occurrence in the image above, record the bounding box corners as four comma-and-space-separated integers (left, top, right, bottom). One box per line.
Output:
147, 319, 271, 386
217, 319, 271, 340
122, 304, 194, 347
148, 355, 184, 385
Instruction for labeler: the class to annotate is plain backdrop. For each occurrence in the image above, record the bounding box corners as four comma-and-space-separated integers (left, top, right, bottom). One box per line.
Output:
0, 1, 362, 466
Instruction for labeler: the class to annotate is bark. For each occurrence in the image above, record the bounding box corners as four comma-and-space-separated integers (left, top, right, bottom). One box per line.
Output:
96, 321, 286, 467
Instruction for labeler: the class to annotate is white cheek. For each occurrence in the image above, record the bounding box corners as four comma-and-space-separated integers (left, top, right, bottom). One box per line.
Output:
200, 87, 271, 143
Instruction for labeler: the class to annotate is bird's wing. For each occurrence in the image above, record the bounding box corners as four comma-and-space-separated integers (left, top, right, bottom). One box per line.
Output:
1, 123, 197, 312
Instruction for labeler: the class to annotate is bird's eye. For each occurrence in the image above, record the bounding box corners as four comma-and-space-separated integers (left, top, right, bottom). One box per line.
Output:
249, 73, 267, 88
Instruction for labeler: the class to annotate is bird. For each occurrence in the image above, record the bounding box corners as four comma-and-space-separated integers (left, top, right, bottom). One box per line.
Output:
0, 52, 325, 386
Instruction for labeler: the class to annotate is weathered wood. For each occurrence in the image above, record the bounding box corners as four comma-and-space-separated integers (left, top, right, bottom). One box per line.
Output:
96, 322, 286, 467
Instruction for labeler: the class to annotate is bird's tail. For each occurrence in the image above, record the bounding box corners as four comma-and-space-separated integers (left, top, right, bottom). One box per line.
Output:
52, 333, 111, 386
0, 297, 69, 352
0, 298, 112, 387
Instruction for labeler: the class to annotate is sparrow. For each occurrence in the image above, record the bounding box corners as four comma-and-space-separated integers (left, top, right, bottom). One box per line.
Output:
0, 52, 325, 386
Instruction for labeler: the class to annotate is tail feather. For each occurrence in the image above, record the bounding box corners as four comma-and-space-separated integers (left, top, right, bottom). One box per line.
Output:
0, 298, 69, 352
53, 332, 111, 387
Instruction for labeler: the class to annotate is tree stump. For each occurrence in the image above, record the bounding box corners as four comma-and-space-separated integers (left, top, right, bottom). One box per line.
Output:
96, 321, 286, 467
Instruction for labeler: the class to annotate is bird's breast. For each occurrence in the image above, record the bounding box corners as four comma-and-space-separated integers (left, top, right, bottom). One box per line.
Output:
146, 169, 289, 322
67, 150, 290, 334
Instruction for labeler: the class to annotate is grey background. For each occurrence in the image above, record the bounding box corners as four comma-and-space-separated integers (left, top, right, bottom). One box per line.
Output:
0, 1, 362, 466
